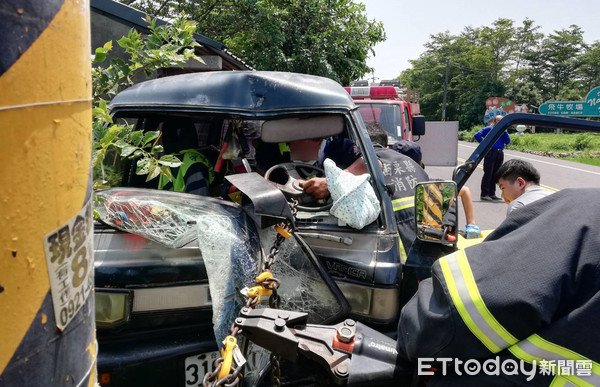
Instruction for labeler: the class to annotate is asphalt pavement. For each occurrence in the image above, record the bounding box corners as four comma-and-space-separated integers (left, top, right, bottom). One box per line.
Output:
425, 141, 600, 232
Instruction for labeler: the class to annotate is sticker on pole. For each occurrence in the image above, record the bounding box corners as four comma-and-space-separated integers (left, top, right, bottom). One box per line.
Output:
44, 199, 94, 331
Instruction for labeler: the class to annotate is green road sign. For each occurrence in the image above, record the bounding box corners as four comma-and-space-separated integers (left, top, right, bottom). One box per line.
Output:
539, 86, 600, 116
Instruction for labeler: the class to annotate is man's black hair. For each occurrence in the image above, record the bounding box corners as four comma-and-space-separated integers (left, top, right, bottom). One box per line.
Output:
495, 158, 541, 184
365, 121, 388, 147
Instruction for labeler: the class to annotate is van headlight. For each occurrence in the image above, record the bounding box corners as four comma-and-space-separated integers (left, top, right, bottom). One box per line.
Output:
95, 290, 131, 327
335, 281, 399, 321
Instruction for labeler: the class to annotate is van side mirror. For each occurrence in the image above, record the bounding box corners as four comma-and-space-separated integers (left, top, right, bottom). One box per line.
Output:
414, 181, 458, 244
412, 115, 426, 136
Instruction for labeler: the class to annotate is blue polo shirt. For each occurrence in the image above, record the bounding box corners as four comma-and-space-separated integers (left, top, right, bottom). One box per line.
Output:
474, 125, 510, 150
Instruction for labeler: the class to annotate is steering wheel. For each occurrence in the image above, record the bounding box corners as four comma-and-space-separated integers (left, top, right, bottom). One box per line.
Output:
264, 162, 332, 212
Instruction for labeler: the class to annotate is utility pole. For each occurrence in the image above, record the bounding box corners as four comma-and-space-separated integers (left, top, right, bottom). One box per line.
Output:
441, 59, 450, 121
0, 0, 95, 385
368, 72, 379, 85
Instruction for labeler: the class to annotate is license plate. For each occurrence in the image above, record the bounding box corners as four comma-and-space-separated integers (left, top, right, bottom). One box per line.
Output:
184, 351, 220, 386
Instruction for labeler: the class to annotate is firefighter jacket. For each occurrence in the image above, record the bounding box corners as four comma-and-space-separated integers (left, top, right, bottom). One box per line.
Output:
396, 188, 600, 386
374, 145, 429, 263
158, 149, 214, 195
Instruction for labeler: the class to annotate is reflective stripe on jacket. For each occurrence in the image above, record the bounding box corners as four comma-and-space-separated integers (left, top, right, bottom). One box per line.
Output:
375, 146, 429, 263
397, 188, 600, 386
158, 149, 214, 194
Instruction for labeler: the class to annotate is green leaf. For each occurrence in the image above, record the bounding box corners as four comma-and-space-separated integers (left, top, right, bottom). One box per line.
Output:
91, 14, 207, 188
93, 47, 107, 63
146, 162, 161, 181
100, 125, 121, 146
127, 131, 144, 146
160, 166, 173, 181
143, 131, 160, 145
117, 36, 132, 49
135, 157, 151, 175
120, 145, 137, 157
114, 139, 127, 149
92, 149, 105, 167
93, 124, 108, 142
158, 154, 182, 167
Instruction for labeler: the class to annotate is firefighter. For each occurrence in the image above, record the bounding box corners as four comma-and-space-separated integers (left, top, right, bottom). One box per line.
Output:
396, 188, 600, 386
158, 118, 214, 195
365, 122, 429, 263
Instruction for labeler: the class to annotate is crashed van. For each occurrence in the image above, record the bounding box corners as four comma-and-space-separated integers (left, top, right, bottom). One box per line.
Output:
93, 71, 419, 386
92, 71, 600, 386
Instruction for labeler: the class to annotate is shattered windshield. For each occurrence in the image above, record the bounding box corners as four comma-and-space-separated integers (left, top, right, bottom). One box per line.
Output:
94, 188, 346, 343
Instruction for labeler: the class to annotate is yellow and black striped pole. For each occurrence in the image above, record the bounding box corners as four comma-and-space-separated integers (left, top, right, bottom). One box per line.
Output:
0, 0, 95, 386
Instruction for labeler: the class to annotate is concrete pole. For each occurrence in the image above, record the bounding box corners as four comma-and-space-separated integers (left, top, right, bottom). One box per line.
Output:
441, 59, 450, 122
0, 0, 96, 385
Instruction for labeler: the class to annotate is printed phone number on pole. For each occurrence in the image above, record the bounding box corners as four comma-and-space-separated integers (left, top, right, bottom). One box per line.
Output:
44, 199, 94, 331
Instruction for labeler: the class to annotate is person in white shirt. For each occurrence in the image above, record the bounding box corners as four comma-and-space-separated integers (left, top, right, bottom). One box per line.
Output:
495, 158, 553, 215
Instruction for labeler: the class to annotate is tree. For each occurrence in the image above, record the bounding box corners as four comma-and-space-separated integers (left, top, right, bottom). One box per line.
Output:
92, 15, 202, 187
399, 22, 513, 128
579, 41, 600, 91
506, 18, 544, 99
399, 19, 596, 129
539, 25, 586, 98
120, 0, 385, 85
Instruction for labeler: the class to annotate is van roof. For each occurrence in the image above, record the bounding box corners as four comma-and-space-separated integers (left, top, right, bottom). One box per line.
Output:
109, 71, 356, 114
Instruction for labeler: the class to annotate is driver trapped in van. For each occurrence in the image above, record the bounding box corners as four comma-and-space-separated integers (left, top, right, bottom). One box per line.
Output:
255, 137, 367, 198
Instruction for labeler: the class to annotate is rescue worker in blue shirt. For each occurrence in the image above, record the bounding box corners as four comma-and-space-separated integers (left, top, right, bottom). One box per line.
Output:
396, 188, 600, 386
474, 114, 510, 201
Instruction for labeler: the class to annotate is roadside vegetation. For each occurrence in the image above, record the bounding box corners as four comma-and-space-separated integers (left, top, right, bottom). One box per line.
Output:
92, 15, 202, 187
459, 129, 600, 166
120, 0, 385, 86
399, 19, 600, 129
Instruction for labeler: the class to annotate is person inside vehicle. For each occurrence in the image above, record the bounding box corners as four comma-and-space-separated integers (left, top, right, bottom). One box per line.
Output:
254, 136, 368, 199
157, 117, 215, 196
495, 158, 553, 215
392, 139, 481, 238
395, 187, 600, 385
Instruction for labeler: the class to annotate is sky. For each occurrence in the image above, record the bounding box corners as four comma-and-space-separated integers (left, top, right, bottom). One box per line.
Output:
359, 0, 600, 82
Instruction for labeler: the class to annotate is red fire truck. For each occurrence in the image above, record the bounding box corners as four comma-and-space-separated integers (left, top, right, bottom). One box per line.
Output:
344, 82, 425, 143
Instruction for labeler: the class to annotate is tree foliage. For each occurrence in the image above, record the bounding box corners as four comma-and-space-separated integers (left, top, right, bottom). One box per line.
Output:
92, 15, 202, 187
399, 18, 598, 129
120, 0, 385, 85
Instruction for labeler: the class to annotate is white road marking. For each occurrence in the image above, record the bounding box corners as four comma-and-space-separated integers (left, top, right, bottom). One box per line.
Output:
457, 157, 559, 192
458, 143, 600, 176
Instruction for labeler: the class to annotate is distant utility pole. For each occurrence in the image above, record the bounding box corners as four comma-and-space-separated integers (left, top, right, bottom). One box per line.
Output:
368, 73, 379, 85
442, 59, 449, 121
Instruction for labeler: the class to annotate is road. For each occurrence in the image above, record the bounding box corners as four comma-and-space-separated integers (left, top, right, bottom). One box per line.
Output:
425, 141, 600, 231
